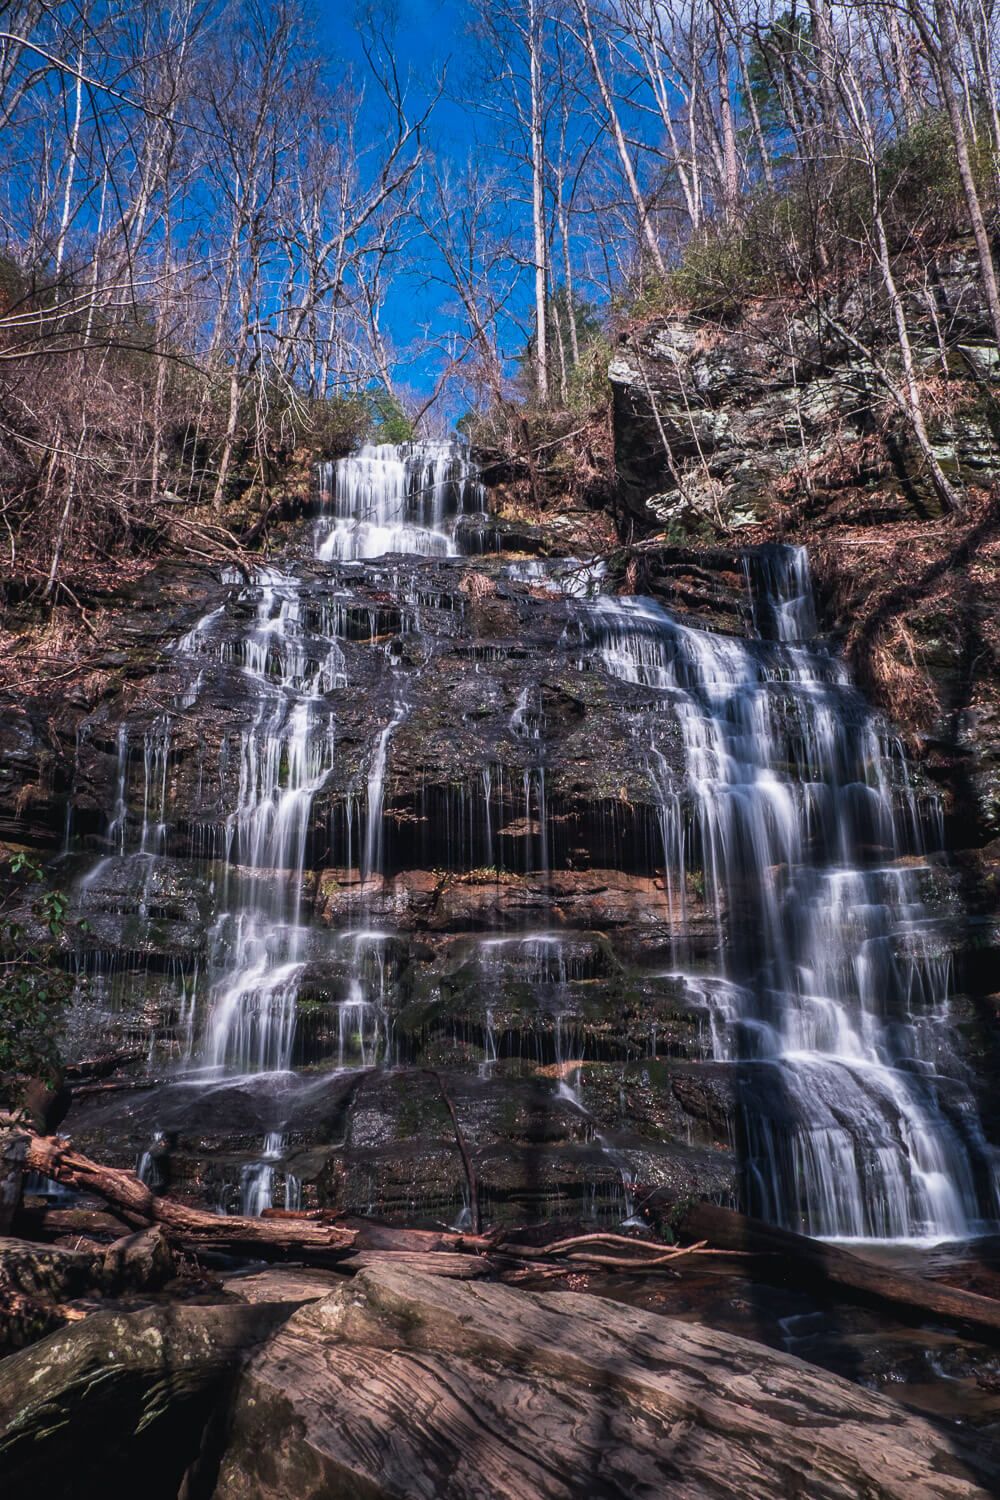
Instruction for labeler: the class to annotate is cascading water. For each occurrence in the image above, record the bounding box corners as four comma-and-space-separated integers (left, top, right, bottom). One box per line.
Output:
188, 569, 343, 1077
315, 440, 486, 560
64, 437, 999, 1243
69, 443, 485, 1213
586, 548, 999, 1241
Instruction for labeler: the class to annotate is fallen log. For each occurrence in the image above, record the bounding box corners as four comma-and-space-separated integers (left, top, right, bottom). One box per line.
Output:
24, 1133, 357, 1256
335, 1249, 491, 1280
63, 1048, 144, 1082
12, 1204, 132, 1242
674, 1199, 1000, 1342
348, 1219, 499, 1254
214, 1261, 1000, 1499
0, 1299, 301, 1498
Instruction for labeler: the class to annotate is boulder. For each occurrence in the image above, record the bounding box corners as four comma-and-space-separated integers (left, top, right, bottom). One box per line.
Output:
0, 1226, 174, 1352
0, 1299, 300, 1499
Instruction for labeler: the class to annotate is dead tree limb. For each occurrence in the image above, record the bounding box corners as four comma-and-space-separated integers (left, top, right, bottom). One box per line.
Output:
23, 1133, 356, 1256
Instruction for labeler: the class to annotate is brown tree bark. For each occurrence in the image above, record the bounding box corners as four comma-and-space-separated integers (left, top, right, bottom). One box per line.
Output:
24, 1133, 356, 1256
674, 1199, 1000, 1343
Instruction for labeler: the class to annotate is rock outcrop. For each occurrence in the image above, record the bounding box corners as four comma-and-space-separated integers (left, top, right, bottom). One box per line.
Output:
610, 243, 1000, 537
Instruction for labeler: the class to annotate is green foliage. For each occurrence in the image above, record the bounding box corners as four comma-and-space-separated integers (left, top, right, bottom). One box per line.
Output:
566, 331, 613, 413
877, 112, 994, 242
551, 285, 602, 355
667, 228, 772, 315
298, 387, 414, 458
298, 394, 375, 458
368, 388, 415, 445
0, 851, 76, 1100
742, 8, 816, 151
0, 254, 26, 312
455, 409, 481, 443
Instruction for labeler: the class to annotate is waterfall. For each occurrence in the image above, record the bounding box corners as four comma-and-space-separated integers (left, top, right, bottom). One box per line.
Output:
315, 440, 485, 560
66, 438, 1000, 1244
586, 547, 1000, 1242
190, 570, 343, 1075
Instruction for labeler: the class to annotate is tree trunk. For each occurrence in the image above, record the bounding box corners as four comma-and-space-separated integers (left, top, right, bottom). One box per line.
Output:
573, 0, 667, 273
0, 1125, 27, 1235
529, 0, 549, 403
932, 0, 1000, 350
712, 0, 740, 221
674, 1199, 1000, 1343
24, 1133, 356, 1256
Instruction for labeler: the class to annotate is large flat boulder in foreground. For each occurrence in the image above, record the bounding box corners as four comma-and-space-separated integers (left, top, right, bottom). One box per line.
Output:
214, 1264, 997, 1500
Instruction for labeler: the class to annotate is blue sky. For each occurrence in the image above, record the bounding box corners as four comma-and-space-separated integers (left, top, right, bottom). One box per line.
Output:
317, 0, 527, 406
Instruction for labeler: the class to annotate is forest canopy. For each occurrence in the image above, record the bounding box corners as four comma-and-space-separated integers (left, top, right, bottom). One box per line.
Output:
0, 0, 998, 593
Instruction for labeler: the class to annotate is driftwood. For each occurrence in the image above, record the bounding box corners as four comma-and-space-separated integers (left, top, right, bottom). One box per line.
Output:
335, 1249, 491, 1280
495, 1229, 721, 1272
24, 1133, 356, 1256
674, 1200, 1000, 1342
20, 1122, 1000, 1345
0, 1299, 300, 1498
13, 1204, 133, 1241
213, 1261, 999, 1499
344, 1219, 497, 1253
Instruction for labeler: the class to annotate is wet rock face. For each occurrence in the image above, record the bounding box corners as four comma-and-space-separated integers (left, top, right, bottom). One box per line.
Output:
6, 442, 997, 1243
6, 525, 737, 1227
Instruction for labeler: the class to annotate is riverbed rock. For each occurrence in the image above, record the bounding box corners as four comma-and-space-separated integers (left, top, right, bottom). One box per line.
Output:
212, 1262, 998, 1499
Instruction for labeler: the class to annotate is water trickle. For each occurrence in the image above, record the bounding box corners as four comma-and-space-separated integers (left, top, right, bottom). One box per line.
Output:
185, 571, 345, 1075
241, 1132, 288, 1217
363, 700, 408, 878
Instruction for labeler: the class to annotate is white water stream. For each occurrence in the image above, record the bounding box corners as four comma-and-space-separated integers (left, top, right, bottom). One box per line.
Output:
71, 444, 1000, 1240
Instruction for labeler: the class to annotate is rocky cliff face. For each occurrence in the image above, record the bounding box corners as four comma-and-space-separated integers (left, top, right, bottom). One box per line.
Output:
0, 526, 736, 1228
611, 242, 1000, 874
609, 250, 1000, 1176
3, 268, 999, 1241
610, 244, 1000, 537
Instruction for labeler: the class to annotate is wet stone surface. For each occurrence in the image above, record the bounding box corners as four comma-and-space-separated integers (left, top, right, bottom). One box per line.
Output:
3, 440, 997, 1249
